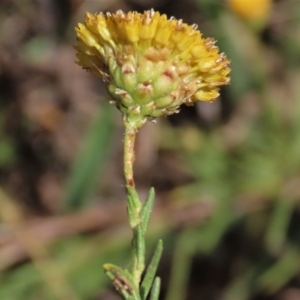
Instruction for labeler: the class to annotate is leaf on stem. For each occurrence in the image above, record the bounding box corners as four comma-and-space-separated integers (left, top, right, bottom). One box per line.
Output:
127, 186, 142, 228
103, 263, 140, 300
140, 188, 155, 236
150, 277, 161, 300
135, 225, 145, 269
141, 239, 163, 300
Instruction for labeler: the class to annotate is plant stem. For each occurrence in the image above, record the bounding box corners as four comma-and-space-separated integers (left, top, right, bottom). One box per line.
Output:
123, 119, 137, 188
104, 117, 161, 299
123, 118, 145, 286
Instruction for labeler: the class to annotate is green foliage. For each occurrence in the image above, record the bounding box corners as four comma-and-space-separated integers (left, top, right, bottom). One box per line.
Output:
0, 114, 16, 168
63, 102, 114, 211
104, 188, 162, 300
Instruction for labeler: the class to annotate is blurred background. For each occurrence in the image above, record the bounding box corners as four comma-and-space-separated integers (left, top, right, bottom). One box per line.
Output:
0, 0, 300, 299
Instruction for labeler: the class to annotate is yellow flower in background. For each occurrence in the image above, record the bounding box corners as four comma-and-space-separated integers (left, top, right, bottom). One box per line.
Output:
75, 9, 230, 128
228, 0, 272, 23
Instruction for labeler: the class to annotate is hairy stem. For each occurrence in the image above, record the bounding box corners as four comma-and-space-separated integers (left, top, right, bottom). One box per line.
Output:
103, 117, 161, 298
123, 120, 137, 188
123, 119, 144, 286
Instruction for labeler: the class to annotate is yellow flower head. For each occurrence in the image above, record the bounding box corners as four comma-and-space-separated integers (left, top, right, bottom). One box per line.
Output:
75, 9, 230, 128
228, 0, 272, 23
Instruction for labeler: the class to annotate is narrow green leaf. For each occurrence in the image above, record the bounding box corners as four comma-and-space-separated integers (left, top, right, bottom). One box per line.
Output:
150, 277, 161, 300
103, 263, 140, 300
127, 187, 142, 227
63, 102, 114, 211
105, 269, 130, 300
140, 188, 155, 236
127, 194, 139, 228
132, 225, 145, 272
127, 186, 142, 211
141, 240, 163, 300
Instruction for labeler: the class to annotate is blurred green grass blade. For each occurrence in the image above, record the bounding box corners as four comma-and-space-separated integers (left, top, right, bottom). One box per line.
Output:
166, 193, 234, 300
0, 264, 41, 300
223, 268, 256, 300
216, 13, 260, 98
0, 138, 15, 168
0, 113, 16, 168
65, 233, 131, 299
265, 197, 294, 254
189, 198, 234, 253
195, 0, 222, 18
289, 92, 300, 163
257, 246, 300, 293
165, 230, 193, 300
63, 102, 114, 211
195, 1, 255, 99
